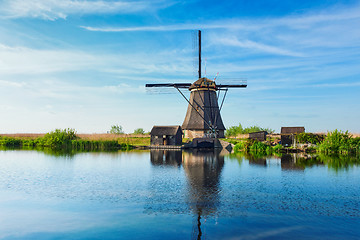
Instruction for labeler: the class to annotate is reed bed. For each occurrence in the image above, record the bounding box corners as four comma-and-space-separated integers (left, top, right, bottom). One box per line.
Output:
0, 129, 142, 151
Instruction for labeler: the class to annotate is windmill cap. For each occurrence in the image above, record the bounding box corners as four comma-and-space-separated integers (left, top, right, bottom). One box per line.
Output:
189, 78, 216, 91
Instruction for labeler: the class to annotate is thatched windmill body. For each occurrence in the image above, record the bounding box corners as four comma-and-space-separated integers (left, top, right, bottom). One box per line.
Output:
146, 31, 247, 138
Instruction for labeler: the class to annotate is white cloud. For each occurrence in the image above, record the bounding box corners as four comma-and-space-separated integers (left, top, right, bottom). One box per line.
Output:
0, 0, 172, 20
214, 37, 304, 57
309, 81, 360, 88
0, 43, 191, 77
0, 79, 26, 88
0, 44, 98, 75
81, 3, 360, 32
81, 3, 360, 58
81, 22, 252, 32
100, 83, 145, 94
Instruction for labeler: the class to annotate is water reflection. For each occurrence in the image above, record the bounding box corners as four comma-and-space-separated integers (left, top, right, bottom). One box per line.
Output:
183, 150, 224, 240
0, 146, 125, 160
150, 150, 182, 167
149, 149, 224, 239
182, 149, 223, 215
248, 155, 267, 167
1, 149, 359, 239
281, 153, 360, 171
281, 154, 306, 171
231, 152, 360, 171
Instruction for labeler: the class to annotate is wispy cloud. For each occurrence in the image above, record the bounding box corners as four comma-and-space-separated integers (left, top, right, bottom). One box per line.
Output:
0, 44, 98, 75
0, 0, 173, 20
0, 43, 191, 77
81, 22, 253, 32
82, 3, 360, 32
214, 37, 303, 57
81, 3, 360, 57
80, 22, 254, 32
310, 81, 360, 88
0, 80, 26, 88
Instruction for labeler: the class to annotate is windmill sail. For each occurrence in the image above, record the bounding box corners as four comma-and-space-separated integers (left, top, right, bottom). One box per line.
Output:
145, 30, 247, 139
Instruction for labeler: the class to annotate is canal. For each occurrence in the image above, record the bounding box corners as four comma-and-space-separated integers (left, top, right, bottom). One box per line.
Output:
0, 149, 359, 239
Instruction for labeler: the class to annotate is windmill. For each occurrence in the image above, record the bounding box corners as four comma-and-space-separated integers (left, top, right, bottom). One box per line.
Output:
146, 30, 247, 138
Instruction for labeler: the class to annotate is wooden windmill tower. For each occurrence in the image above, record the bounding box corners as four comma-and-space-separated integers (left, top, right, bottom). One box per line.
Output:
146, 30, 247, 138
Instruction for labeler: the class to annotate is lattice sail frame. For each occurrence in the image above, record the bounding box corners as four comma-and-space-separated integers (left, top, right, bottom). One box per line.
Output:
145, 30, 247, 138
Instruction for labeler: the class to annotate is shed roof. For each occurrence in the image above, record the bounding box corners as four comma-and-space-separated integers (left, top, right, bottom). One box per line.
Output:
281, 127, 305, 134
150, 126, 182, 136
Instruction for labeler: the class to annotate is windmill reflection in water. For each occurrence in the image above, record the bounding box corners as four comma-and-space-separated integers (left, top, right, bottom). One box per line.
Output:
149, 149, 224, 239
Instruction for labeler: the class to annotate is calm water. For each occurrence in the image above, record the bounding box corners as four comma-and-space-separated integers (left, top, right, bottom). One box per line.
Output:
0, 149, 359, 240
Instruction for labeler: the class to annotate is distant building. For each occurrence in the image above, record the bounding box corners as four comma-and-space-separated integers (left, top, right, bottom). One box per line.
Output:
281, 127, 305, 146
150, 126, 183, 146
249, 131, 268, 141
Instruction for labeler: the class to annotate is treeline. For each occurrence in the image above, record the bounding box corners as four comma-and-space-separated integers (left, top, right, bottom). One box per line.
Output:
0, 129, 132, 151
225, 123, 275, 137
109, 125, 147, 135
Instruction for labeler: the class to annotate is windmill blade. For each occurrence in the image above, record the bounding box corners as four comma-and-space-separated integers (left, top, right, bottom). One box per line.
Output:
217, 84, 247, 88
192, 30, 199, 78
145, 83, 191, 88
216, 79, 247, 89
146, 88, 178, 95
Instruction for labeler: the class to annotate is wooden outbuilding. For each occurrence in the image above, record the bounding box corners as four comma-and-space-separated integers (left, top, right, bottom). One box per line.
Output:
150, 126, 183, 146
281, 127, 305, 146
249, 131, 268, 141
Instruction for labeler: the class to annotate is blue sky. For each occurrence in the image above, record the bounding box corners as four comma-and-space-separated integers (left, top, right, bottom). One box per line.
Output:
0, 0, 359, 134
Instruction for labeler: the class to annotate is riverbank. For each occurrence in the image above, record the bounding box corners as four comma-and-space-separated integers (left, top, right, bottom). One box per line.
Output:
0, 130, 150, 151
1, 129, 359, 155
227, 130, 360, 155
0, 133, 150, 141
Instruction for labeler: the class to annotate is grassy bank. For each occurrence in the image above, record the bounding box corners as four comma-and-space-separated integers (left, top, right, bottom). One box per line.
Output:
226, 138, 283, 155
0, 129, 136, 151
228, 129, 360, 156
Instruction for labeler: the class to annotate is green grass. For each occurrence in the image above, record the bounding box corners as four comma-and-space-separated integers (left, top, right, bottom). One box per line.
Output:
0, 129, 134, 151
117, 137, 150, 146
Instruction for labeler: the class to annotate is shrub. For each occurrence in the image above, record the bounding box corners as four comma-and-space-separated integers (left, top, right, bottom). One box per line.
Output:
249, 141, 268, 153
272, 144, 283, 153
296, 133, 324, 144
0, 137, 21, 147
234, 140, 271, 154
233, 140, 251, 152
317, 130, 358, 154
37, 128, 78, 148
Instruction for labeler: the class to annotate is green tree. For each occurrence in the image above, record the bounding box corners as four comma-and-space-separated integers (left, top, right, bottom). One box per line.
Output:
110, 125, 124, 134
225, 123, 275, 137
225, 123, 243, 137
133, 128, 145, 134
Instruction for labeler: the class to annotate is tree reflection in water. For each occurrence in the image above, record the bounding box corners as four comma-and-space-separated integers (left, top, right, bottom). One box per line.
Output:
230, 151, 360, 171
